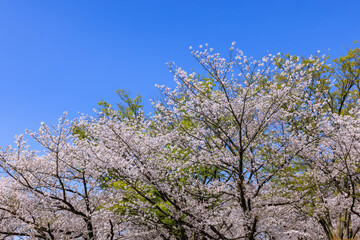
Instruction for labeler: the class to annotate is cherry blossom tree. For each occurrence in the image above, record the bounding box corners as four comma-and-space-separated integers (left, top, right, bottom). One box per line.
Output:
1, 43, 359, 240
74, 43, 334, 239
272, 44, 360, 240
0, 115, 123, 239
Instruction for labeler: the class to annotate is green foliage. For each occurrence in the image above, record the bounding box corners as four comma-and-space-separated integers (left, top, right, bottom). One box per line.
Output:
72, 89, 143, 140
72, 125, 88, 140
331, 42, 360, 115
98, 89, 143, 119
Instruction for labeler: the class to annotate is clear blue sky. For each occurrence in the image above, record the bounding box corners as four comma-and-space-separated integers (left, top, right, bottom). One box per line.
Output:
0, 0, 359, 147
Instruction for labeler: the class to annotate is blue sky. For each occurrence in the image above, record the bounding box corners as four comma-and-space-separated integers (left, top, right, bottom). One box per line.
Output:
0, 0, 359, 147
